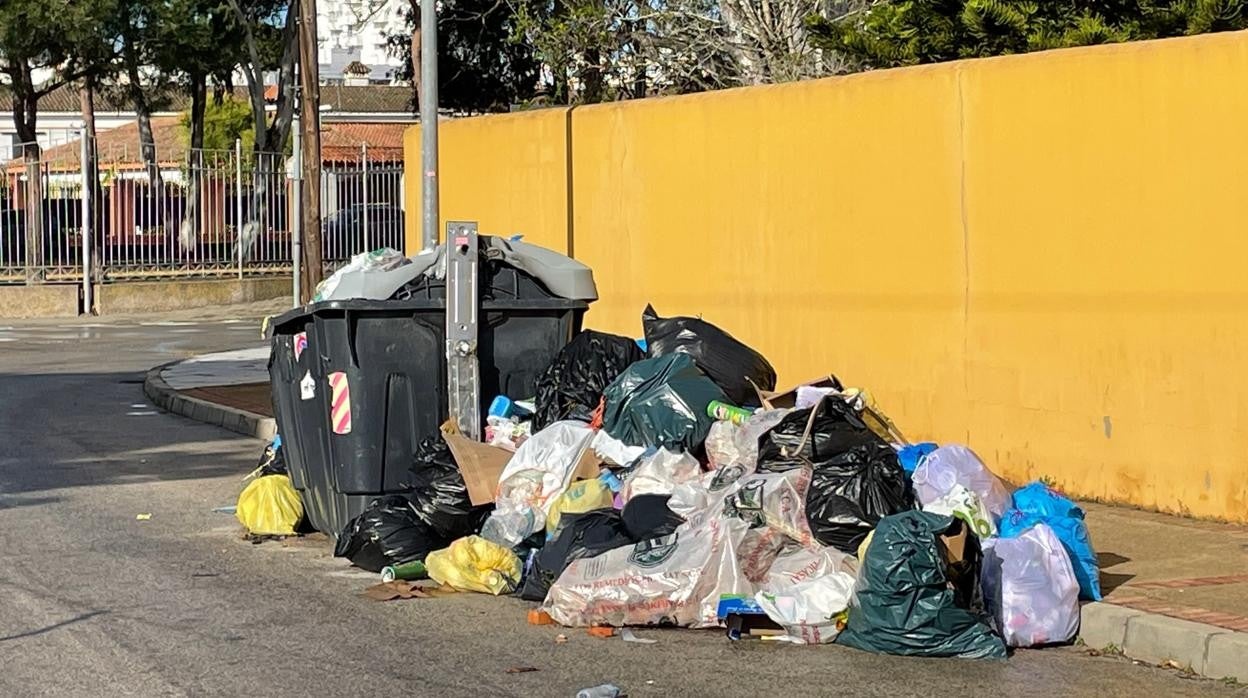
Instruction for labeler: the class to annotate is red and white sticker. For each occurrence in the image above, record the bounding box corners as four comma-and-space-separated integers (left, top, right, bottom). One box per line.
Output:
293, 332, 308, 361
328, 371, 352, 435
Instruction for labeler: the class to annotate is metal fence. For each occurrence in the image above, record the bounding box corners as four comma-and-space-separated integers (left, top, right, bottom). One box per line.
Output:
0, 129, 406, 285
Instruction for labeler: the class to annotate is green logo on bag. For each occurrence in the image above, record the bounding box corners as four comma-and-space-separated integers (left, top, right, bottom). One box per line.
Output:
710, 464, 746, 492
630, 533, 679, 568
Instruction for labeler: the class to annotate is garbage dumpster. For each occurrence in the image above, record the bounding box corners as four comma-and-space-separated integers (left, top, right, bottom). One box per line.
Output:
268, 236, 596, 538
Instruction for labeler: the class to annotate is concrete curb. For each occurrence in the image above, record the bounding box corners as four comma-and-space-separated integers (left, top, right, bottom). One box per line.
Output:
1080, 601, 1245, 680
144, 362, 277, 441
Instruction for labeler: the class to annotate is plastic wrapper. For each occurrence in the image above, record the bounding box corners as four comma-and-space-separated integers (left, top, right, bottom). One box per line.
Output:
758, 398, 912, 554
621, 449, 701, 503
897, 442, 938, 475
705, 409, 792, 471
520, 509, 635, 602
1000, 482, 1102, 601
400, 436, 493, 540
425, 535, 522, 595
723, 467, 817, 547
236, 474, 303, 536
334, 495, 445, 573
546, 479, 615, 536
542, 516, 751, 628
922, 484, 997, 537
837, 511, 1006, 659
601, 354, 727, 452
480, 421, 595, 548
590, 430, 647, 467
485, 416, 531, 452
913, 445, 1011, 519
534, 330, 644, 430
755, 570, 856, 644
313, 247, 409, 301
641, 304, 776, 406
982, 523, 1080, 647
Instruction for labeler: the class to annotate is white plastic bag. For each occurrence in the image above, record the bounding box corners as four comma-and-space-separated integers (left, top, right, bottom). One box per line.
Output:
723, 467, 817, 548
668, 456, 757, 520
591, 429, 647, 467
705, 409, 792, 471
921, 483, 997, 537
912, 445, 1011, 518
313, 247, 409, 301
480, 421, 594, 547
755, 571, 856, 644
981, 523, 1081, 647
764, 544, 858, 589
621, 448, 701, 503
543, 516, 751, 628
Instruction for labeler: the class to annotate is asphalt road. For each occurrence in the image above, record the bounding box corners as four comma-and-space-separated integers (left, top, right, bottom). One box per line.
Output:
0, 304, 1241, 697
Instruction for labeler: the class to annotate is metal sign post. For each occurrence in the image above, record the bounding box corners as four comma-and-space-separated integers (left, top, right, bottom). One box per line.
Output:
445, 221, 480, 439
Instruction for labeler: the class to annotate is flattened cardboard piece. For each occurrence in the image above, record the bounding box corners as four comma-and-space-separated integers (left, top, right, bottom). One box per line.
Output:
441, 421, 602, 506
753, 375, 842, 410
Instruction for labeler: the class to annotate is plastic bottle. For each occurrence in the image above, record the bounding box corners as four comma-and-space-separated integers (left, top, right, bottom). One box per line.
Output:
598, 468, 623, 494
707, 400, 752, 425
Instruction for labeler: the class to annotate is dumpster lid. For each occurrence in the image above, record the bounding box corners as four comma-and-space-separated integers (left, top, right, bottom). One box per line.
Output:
321, 236, 597, 303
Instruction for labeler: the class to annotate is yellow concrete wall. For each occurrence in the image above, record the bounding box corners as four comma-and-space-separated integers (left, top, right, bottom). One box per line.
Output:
404, 108, 572, 254
406, 32, 1248, 522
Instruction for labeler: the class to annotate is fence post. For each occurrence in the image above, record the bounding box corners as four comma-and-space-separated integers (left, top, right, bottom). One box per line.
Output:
236, 138, 244, 280
361, 143, 370, 251
80, 129, 92, 314
291, 115, 303, 308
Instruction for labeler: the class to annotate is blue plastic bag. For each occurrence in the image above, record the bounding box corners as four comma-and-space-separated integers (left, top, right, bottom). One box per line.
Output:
898, 442, 938, 475
1000, 482, 1102, 601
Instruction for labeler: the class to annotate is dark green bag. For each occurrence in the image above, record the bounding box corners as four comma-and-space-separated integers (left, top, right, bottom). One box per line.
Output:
837, 511, 1007, 659
601, 354, 727, 452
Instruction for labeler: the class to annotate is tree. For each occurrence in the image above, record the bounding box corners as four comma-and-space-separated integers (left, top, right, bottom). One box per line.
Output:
0, 0, 113, 281
390, 0, 544, 113
809, 0, 1248, 70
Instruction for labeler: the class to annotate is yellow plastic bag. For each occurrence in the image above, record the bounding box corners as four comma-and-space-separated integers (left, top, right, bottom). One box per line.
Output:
545, 478, 614, 536
425, 536, 521, 595
236, 474, 303, 536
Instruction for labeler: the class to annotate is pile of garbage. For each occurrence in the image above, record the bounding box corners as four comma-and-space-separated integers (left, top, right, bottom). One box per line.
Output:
241, 306, 1101, 657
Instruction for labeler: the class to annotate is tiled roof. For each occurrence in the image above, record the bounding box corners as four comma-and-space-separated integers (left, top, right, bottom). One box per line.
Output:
8, 118, 407, 171
0, 83, 415, 115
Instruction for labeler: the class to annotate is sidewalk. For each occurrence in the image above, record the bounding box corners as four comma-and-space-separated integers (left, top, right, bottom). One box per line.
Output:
146, 348, 1248, 679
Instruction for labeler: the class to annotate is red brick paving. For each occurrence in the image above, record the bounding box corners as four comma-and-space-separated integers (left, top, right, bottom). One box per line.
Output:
181, 382, 273, 417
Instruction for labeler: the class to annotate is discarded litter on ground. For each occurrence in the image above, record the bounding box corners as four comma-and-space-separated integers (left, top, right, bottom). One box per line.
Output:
246, 235, 1098, 662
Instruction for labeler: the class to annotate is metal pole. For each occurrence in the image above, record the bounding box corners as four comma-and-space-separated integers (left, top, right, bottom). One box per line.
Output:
236, 138, 244, 280
420, 0, 439, 250
79, 128, 92, 315
361, 143, 370, 251
292, 113, 303, 308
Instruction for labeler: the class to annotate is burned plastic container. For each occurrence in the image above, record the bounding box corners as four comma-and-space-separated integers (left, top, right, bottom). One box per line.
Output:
267, 237, 596, 537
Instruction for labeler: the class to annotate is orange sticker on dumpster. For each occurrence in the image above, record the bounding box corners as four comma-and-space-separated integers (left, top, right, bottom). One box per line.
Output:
328, 371, 352, 435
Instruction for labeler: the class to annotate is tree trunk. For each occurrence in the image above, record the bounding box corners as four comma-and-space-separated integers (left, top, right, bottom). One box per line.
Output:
180, 74, 208, 252
298, 0, 324, 301
10, 72, 44, 284
79, 79, 101, 282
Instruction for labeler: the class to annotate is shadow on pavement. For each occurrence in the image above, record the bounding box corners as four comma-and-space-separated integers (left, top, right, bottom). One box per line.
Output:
0, 610, 109, 642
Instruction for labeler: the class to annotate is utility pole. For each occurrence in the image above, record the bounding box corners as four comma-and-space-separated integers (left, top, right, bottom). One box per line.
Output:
420, 0, 439, 250
298, 0, 324, 302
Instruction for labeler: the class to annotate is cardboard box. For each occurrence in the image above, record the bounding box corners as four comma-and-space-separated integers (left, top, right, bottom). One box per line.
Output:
441, 421, 603, 506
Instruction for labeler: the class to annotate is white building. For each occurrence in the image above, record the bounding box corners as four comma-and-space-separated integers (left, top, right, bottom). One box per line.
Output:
318, 0, 410, 85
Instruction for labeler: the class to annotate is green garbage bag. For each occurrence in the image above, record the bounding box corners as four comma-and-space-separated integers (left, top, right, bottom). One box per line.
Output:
837, 511, 1007, 659
601, 354, 727, 452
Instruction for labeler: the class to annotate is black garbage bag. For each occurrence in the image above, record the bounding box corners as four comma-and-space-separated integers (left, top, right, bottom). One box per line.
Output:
534, 330, 644, 430
256, 438, 287, 476
642, 304, 777, 407
519, 509, 636, 602
758, 398, 912, 553
837, 511, 1006, 658
334, 495, 447, 573
601, 353, 727, 451
400, 436, 493, 539
621, 494, 685, 540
